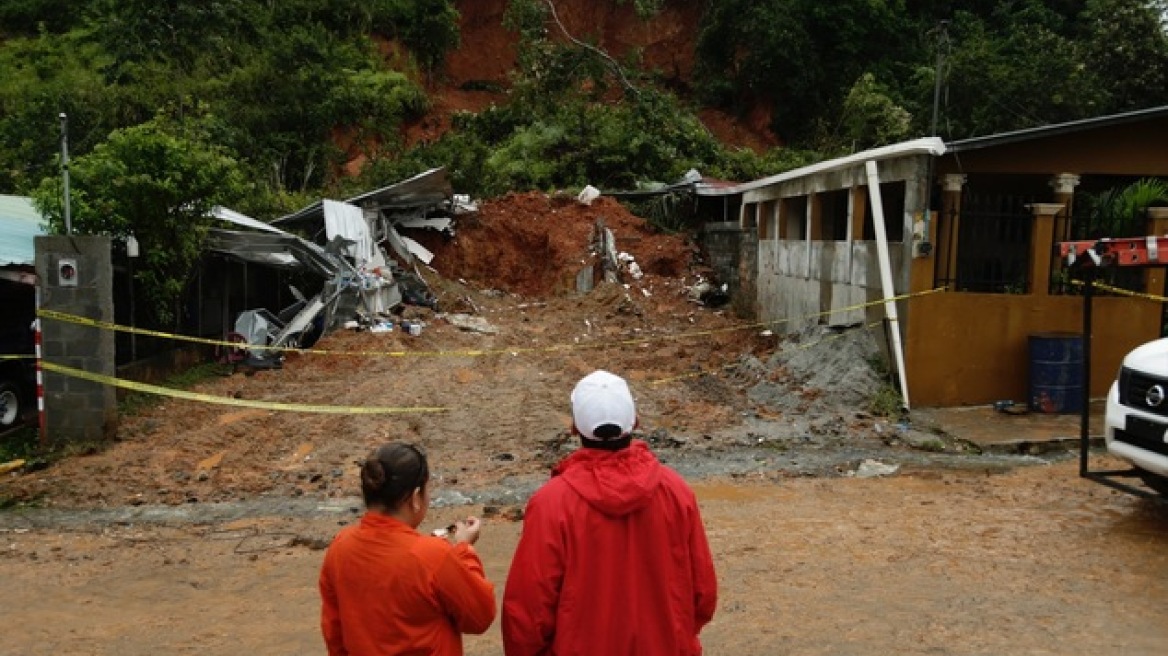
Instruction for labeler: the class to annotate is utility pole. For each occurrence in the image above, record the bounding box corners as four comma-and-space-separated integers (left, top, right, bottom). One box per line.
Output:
930, 20, 950, 137
59, 112, 72, 235
918, 19, 950, 260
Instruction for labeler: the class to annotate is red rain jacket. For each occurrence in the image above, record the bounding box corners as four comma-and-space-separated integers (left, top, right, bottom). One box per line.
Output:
502, 440, 717, 656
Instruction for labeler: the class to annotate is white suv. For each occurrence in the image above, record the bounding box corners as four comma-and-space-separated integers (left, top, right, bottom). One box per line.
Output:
1106, 337, 1168, 496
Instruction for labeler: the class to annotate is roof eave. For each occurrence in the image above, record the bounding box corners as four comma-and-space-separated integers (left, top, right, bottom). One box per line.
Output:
695, 137, 946, 197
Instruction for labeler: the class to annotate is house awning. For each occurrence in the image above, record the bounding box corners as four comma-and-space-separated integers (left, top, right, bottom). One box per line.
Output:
694, 137, 947, 197
0, 195, 47, 267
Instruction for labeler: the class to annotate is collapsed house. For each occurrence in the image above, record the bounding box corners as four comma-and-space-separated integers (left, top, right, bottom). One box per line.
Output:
205, 168, 472, 367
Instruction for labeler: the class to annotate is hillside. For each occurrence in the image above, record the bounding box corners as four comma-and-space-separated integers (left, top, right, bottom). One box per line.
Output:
402, 0, 780, 154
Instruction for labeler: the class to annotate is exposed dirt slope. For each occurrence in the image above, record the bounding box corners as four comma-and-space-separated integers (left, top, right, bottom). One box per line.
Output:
1, 192, 756, 507
402, 0, 779, 153
0, 190, 963, 508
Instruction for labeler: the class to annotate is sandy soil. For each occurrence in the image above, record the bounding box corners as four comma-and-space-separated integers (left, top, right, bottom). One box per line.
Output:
1, 191, 1166, 654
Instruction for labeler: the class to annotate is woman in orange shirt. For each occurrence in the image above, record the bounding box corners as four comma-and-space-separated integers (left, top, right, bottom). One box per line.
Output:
319, 443, 496, 655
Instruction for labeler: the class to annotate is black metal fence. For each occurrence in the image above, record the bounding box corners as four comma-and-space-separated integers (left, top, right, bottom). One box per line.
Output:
936, 192, 1037, 293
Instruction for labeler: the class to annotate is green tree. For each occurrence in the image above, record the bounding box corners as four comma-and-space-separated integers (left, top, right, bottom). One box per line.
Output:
695, 0, 915, 145
0, 30, 114, 193
1076, 0, 1168, 110
86, 0, 260, 79
215, 24, 427, 193
0, 0, 92, 36
833, 73, 914, 150
31, 113, 249, 326
934, 7, 1102, 138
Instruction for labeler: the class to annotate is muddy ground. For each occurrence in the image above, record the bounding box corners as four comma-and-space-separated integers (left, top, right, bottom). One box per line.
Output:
1, 192, 1167, 655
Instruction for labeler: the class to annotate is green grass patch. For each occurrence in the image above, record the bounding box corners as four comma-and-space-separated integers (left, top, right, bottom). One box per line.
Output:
119, 361, 228, 416
0, 425, 41, 464
915, 439, 947, 453
868, 383, 905, 418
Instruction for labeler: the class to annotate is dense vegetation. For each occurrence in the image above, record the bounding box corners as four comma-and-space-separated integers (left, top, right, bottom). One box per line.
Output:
2, 0, 1166, 319
696, 0, 1168, 146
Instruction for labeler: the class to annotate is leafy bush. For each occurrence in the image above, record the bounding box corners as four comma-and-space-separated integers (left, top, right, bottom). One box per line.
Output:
31, 112, 249, 326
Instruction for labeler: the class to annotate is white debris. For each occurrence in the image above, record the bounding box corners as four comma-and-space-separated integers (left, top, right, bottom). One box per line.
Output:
577, 185, 601, 205
852, 459, 900, 478
443, 313, 500, 335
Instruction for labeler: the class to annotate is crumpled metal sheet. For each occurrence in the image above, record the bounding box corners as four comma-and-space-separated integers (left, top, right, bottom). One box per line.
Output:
271, 167, 453, 228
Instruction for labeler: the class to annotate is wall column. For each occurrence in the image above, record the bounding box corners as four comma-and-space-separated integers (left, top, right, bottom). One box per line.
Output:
849, 186, 867, 241
1146, 208, 1168, 298
1026, 203, 1065, 296
935, 174, 966, 288
1049, 173, 1081, 238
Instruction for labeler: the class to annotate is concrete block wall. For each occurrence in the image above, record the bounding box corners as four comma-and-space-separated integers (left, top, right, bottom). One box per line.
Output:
703, 221, 758, 318
34, 235, 117, 445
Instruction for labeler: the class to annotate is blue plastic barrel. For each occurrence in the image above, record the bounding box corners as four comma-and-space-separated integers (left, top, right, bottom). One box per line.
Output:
1028, 332, 1084, 414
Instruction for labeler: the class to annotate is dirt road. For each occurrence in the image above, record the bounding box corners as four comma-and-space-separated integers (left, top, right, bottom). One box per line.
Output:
1, 192, 1166, 654
2, 459, 1166, 656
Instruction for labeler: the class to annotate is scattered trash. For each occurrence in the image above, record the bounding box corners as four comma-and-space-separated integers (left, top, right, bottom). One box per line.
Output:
993, 399, 1029, 415
618, 252, 643, 279
370, 321, 394, 334
687, 276, 730, 307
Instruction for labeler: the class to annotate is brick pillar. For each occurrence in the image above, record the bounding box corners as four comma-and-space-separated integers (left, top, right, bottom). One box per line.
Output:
1049, 173, 1080, 240
935, 174, 966, 288
1048, 173, 1080, 293
1146, 208, 1168, 297
1025, 203, 1065, 296
34, 235, 117, 446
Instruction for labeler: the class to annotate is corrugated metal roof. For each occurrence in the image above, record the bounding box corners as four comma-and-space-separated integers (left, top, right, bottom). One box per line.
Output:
271, 167, 452, 227
947, 104, 1168, 153
0, 195, 47, 267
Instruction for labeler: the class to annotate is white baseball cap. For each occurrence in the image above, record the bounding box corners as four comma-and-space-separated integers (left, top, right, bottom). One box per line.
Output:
571, 370, 636, 440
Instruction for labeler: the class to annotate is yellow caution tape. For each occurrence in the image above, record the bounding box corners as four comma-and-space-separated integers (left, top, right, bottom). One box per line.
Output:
28, 289, 942, 408
0, 459, 26, 475
36, 287, 946, 359
1069, 278, 1168, 303
38, 361, 447, 415
0, 354, 34, 361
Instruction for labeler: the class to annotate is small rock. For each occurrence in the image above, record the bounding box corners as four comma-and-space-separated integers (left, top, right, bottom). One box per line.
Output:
853, 459, 900, 478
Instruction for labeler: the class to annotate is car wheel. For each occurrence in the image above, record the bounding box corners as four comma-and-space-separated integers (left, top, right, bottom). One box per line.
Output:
0, 380, 22, 428
1139, 471, 1168, 497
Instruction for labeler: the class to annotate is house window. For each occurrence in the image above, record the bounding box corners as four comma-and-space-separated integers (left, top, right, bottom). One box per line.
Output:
759, 200, 776, 240
743, 203, 758, 230
782, 196, 807, 240
862, 181, 906, 242
819, 189, 849, 241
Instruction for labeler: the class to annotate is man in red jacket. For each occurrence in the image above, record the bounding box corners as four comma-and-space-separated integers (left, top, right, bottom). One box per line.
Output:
502, 370, 718, 656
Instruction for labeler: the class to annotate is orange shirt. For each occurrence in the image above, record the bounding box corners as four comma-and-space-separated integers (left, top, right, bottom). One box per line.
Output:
319, 512, 496, 655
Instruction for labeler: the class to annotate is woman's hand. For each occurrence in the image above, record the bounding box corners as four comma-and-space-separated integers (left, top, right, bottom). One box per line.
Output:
451, 516, 483, 545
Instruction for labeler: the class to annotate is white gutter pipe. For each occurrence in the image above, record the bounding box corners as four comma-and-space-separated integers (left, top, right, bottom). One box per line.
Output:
864, 160, 911, 410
